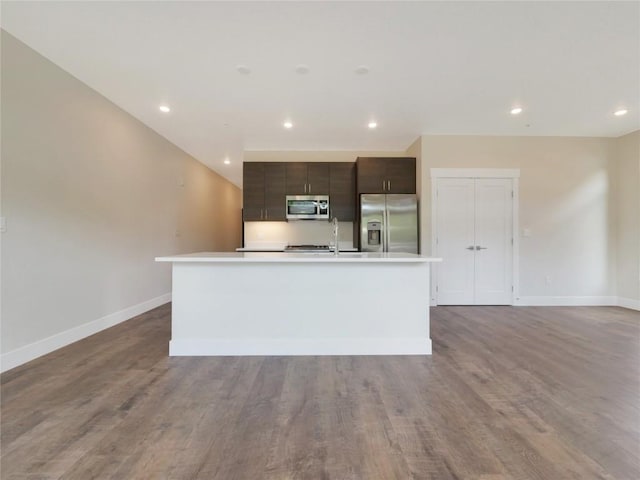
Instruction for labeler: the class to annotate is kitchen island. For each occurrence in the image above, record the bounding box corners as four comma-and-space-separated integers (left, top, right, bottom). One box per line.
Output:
155, 252, 441, 356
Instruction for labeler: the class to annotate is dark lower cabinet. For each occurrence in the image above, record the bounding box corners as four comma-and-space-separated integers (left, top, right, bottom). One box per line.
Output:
243, 162, 286, 221
329, 162, 356, 221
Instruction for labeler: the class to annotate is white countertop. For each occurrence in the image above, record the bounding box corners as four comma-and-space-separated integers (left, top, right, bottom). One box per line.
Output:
236, 244, 359, 252
156, 252, 442, 263
235, 247, 286, 252
235, 247, 359, 252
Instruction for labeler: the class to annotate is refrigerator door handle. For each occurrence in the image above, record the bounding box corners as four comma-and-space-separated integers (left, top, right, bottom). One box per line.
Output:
383, 203, 389, 253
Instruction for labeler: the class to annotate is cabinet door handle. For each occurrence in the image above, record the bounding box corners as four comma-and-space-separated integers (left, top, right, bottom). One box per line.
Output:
304, 183, 307, 193
265, 209, 268, 220
387, 180, 391, 191
260, 209, 263, 220
308, 183, 311, 193
382, 180, 386, 191
466, 246, 475, 250
476, 246, 488, 250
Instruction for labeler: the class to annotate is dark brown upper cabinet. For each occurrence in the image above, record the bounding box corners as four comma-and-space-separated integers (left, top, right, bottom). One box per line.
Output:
242, 162, 264, 221
242, 162, 286, 221
356, 157, 416, 194
286, 162, 329, 195
329, 162, 356, 221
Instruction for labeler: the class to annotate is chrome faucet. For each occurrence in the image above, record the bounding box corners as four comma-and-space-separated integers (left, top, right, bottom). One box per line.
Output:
331, 217, 339, 255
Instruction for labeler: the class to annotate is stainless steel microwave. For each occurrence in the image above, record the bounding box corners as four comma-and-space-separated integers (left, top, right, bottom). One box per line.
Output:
286, 195, 330, 220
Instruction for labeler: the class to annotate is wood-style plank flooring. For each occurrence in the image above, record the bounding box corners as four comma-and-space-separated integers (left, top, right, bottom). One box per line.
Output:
1, 305, 639, 479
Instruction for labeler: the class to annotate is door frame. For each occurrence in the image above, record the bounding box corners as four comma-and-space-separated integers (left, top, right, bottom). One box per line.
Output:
430, 168, 520, 306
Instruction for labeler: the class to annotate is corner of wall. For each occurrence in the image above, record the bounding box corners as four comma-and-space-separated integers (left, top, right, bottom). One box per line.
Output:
613, 130, 640, 306
1, 32, 243, 371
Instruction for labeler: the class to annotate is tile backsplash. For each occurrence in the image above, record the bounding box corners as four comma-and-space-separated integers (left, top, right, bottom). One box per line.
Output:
244, 221, 354, 249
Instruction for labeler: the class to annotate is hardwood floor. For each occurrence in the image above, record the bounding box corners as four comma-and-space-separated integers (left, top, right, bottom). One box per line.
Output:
1, 305, 639, 479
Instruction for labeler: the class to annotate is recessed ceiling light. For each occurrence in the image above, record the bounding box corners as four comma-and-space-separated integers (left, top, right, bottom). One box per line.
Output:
159, 105, 171, 113
614, 109, 628, 116
283, 121, 293, 129
295, 64, 310, 74
510, 107, 523, 115
368, 121, 378, 129
236, 65, 251, 75
355, 65, 370, 75
223, 158, 231, 165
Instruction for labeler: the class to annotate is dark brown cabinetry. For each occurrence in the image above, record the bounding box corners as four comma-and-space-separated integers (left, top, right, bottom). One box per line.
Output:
242, 162, 286, 221
329, 162, 356, 221
286, 162, 329, 194
356, 157, 416, 194
243, 161, 358, 222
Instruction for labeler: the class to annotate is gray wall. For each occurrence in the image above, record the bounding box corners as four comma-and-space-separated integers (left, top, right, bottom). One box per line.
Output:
1, 31, 242, 360
418, 135, 620, 300
615, 130, 640, 304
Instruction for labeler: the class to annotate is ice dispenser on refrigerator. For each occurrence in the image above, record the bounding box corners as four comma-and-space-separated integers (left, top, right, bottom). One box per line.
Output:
360, 194, 418, 254
366, 221, 382, 248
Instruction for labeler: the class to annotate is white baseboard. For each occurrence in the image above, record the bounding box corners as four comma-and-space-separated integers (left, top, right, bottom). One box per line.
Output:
170, 337, 432, 356
435, 295, 639, 310
515, 296, 617, 306
0, 293, 172, 373
617, 297, 640, 311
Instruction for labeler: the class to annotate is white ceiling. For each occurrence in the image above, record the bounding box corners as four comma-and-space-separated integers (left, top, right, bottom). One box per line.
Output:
2, 1, 639, 187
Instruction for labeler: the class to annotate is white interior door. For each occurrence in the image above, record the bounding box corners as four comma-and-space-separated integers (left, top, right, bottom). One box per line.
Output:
435, 179, 475, 304
435, 177, 514, 305
474, 179, 513, 304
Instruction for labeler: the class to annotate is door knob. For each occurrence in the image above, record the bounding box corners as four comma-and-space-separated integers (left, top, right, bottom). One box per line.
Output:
466, 246, 475, 250
475, 246, 488, 250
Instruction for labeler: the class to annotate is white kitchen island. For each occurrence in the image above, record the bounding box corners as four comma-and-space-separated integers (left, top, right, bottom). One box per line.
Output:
155, 252, 441, 356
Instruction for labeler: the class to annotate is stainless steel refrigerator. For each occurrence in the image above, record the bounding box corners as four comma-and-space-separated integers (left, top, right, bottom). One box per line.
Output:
360, 194, 418, 253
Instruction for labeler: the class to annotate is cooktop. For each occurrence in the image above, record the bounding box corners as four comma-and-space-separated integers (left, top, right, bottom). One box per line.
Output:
284, 244, 331, 252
